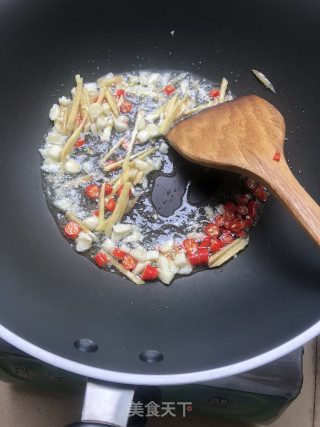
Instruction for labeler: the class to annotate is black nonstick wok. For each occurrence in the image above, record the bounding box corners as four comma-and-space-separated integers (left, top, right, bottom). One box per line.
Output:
0, 0, 320, 424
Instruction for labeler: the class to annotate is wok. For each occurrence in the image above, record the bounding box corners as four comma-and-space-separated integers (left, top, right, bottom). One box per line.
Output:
0, 0, 320, 422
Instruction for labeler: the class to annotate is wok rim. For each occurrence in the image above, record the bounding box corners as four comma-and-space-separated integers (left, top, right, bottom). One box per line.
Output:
0, 321, 318, 386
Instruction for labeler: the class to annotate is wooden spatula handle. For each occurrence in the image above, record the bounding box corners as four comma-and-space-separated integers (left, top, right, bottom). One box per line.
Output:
259, 160, 320, 248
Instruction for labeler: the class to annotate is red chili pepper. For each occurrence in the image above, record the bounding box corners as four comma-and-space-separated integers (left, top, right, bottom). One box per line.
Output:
221, 227, 232, 234
75, 139, 85, 147
236, 194, 251, 205
120, 101, 132, 114
93, 210, 99, 216
105, 160, 118, 171
245, 177, 258, 191
198, 247, 209, 264
224, 201, 237, 213
121, 140, 129, 149
247, 201, 258, 218
220, 233, 234, 245
244, 216, 253, 228
85, 184, 100, 199
164, 85, 175, 95
236, 204, 249, 216
253, 186, 268, 201
187, 252, 200, 266
209, 89, 220, 99
75, 112, 82, 125
210, 238, 225, 253
141, 265, 159, 280
112, 248, 126, 259
64, 221, 81, 239
117, 184, 132, 198
273, 150, 281, 161
229, 219, 244, 233
204, 223, 221, 238
236, 231, 246, 238
122, 254, 137, 270
94, 253, 109, 267
200, 236, 212, 247
223, 211, 235, 221
115, 89, 126, 98
223, 220, 232, 230
234, 214, 243, 220
214, 214, 225, 227
106, 198, 116, 212
104, 183, 113, 195
183, 239, 199, 253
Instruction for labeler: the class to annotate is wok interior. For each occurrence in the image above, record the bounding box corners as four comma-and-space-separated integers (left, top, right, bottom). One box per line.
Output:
0, 0, 319, 380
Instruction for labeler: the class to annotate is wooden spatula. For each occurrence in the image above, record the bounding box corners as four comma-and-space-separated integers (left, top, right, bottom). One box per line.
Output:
166, 95, 320, 248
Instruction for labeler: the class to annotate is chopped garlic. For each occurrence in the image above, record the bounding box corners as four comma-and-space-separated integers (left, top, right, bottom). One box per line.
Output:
104, 72, 114, 80
64, 159, 81, 174
161, 73, 171, 86
128, 75, 139, 86
119, 244, 131, 253
161, 239, 174, 253
174, 251, 188, 267
101, 238, 115, 253
141, 178, 148, 190
148, 73, 161, 85
82, 215, 99, 230
111, 231, 124, 243
113, 224, 133, 235
136, 129, 149, 144
157, 254, 169, 271
151, 157, 162, 170
96, 116, 108, 130
169, 261, 180, 274
146, 123, 159, 137
135, 159, 148, 171
130, 247, 147, 263
146, 250, 159, 261
216, 204, 225, 214
159, 142, 169, 154
59, 96, 72, 107
178, 265, 193, 275
137, 117, 146, 131
204, 206, 215, 219
54, 198, 73, 211
46, 131, 65, 145
180, 79, 189, 94
113, 115, 129, 132
102, 102, 111, 113
89, 103, 103, 120
90, 123, 98, 135
49, 104, 60, 121
75, 232, 92, 252
41, 158, 61, 173
46, 146, 62, 162
158, 268, 175, 285
84, 82, 98, 95
139, 71, 149, 86
186, 232, 205, 240
122, 230, 142, 243
39, 148, 47, 159
82, 161, 93, 173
